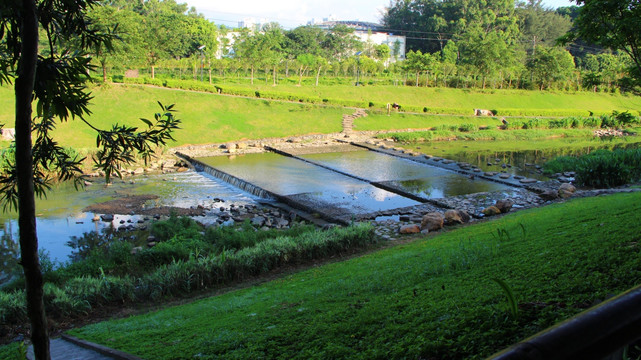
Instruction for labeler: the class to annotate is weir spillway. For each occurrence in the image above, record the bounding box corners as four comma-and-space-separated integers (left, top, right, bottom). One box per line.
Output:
177, 143, 531, 225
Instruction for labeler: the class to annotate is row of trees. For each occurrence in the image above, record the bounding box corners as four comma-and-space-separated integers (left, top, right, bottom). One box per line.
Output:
88, 0, 639, 92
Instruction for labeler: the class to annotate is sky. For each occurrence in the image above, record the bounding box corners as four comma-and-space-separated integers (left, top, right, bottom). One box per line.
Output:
185, 0, 575, 29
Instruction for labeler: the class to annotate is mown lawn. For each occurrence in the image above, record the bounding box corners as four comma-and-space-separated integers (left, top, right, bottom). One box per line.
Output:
0, 84, 347, 149
65, 192, 641, 359
227, 83, 641, 116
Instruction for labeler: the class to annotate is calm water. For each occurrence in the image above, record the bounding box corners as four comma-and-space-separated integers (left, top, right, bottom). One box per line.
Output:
410, 138, 641, 180
301, 149, 510, 198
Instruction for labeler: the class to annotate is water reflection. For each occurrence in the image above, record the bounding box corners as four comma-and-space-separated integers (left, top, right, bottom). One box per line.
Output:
301, 149, 510, 197
410, 138, 641, 180
200, 152, 421, 214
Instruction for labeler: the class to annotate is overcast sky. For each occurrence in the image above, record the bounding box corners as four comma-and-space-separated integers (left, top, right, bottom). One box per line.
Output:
185, 0, 575, 29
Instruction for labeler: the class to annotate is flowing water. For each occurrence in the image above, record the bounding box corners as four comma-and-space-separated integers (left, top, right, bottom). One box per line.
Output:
198, 152, 422, 216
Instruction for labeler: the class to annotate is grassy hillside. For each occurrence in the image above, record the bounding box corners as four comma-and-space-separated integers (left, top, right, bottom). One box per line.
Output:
221, 83, 641, 116
66, 192, 641, 359
0, 84, 347, 149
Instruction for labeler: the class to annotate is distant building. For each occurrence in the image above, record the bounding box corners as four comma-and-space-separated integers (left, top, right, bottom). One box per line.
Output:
238, 17, 269, 32
312, 20, 406, 62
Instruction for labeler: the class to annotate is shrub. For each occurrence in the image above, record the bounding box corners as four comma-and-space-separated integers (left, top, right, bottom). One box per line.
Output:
0, 291, 27, 323
545, 148, 641, 188
459, 123, 478, 132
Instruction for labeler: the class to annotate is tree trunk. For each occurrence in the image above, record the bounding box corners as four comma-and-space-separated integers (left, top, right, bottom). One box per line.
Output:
315, 66, 322, 86
250, 66, 254, 85
273, 65, 277, 86
151, 65, 155, 79
16, 1, 50, 359
101, 62, 107, 83
415, 72, 419, 87
208, 68, 212, 84
298, 65, 304, 86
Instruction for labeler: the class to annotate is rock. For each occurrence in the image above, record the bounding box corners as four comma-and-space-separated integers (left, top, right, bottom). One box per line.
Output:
251, 216, 265, 227
558, 183, 576, 199
133, 167, 144, 175
499, 173, 511, 179
495, 199, 514, 213
482, 206, 501, 216
147, 242, 156, 248
539, 190, 559, 201
519, 178, 538, 184
420, 212, 444, 231
92, 215, 100, 222
444, 210, 470, 225
399, 215, 411, 222
100, 214, 114, 222
399, 224, 421, 234
147, 235, 156, 243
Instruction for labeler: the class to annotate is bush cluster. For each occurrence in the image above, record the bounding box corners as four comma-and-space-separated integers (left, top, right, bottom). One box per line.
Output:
0, 221, 375, 323
544, 148, 641, 188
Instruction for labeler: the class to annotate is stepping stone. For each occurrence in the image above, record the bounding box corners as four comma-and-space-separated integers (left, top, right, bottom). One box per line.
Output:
499, 173, 511, 179
519, 178, 538, 184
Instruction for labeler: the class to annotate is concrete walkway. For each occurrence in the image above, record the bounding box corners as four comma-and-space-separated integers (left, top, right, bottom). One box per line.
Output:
27, 335, 142, 360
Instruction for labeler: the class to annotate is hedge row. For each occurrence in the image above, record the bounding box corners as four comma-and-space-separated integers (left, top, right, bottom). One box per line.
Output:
0, 224, 374, 323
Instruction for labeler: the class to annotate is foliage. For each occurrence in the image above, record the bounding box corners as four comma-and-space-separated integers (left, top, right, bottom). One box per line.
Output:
544, 148, 641, 188
565, 0, 641, 84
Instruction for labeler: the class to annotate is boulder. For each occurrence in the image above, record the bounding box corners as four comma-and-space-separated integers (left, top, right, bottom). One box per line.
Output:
482, 206, 501, 216
399, 224, 421, 234
558, 183, 576, 199
495, 199, 514, 213
100, 214, 114, 222
444, 210, 470, 225
421, 212, 444, 231
539, 190, 559, 201
474, 109, 495, 116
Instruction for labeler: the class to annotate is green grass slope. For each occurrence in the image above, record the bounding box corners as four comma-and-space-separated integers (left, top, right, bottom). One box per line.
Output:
0, 84, 346, 149
232, 84, 641, 115
68, 192, 641, 359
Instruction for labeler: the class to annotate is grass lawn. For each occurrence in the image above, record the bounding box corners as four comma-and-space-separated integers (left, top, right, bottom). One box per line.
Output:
0, 84, 347, 149
222, 83, 641, 116
354, 112, 504, 131
65, 192, 641, 359
396, 135, 641, 157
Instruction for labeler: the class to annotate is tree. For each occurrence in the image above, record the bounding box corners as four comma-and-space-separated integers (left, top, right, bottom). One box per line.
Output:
88, 5, 146, 81
0, 1, 180, 359
526, 46, 575, 90
516, 0, 572, 53
564, 0, 641, 84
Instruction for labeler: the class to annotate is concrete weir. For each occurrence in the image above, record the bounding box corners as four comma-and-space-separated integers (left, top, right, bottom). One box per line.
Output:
349, 142, 539, 188
266, 146, 433, 204
176, 152, 352, 225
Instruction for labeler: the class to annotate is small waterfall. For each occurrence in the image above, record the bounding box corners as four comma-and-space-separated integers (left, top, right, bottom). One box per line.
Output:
176, 153, 275, 199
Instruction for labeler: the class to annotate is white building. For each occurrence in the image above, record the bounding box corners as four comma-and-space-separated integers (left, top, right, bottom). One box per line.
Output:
313, 20, 406, 62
